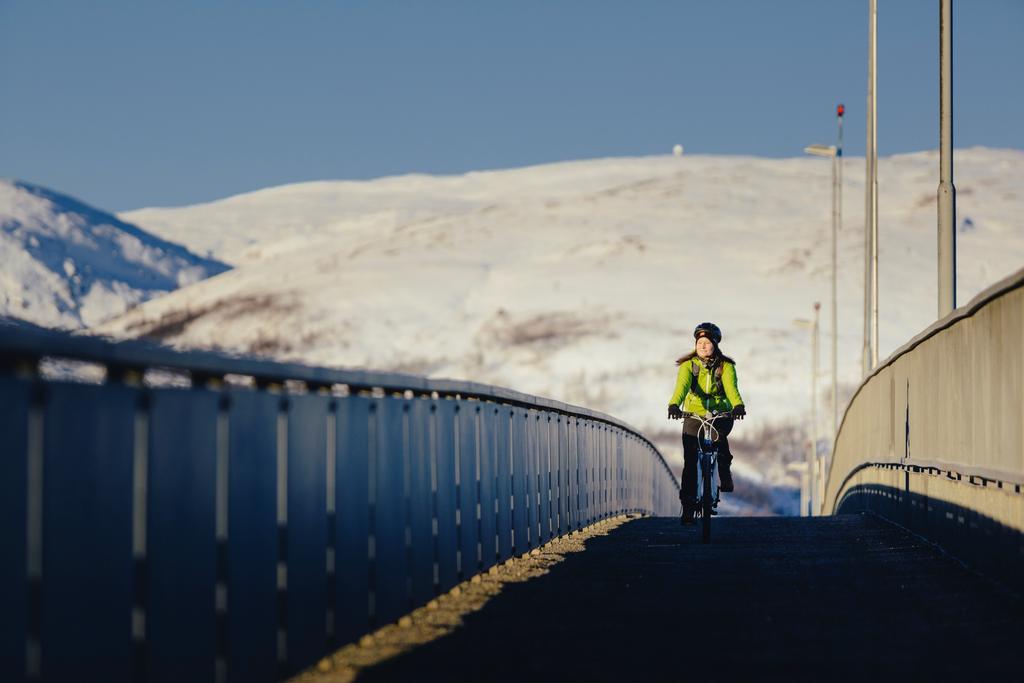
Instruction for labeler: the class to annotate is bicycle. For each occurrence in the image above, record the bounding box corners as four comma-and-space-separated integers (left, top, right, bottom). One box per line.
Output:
682, 411, 731, 543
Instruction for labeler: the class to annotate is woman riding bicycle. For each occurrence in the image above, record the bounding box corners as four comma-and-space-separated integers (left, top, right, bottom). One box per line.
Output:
667, 322, 746, 524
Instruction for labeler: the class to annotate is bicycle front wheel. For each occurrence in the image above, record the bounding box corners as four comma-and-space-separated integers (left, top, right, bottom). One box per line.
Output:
701, 464, 712, 543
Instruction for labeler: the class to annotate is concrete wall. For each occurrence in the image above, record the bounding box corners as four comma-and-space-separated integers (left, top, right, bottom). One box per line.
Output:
825, 267, 1024, 588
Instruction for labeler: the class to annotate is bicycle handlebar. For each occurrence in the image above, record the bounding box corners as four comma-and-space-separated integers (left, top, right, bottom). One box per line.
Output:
681, 411, 732, 421
681, 411, 732, 442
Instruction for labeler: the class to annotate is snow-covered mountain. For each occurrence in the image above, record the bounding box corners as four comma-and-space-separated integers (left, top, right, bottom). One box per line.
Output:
0, 180, 229, 328
98, 148, 1023, 505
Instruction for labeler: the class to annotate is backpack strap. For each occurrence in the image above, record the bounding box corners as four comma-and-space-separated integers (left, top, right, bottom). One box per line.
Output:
691, 358, 727, 395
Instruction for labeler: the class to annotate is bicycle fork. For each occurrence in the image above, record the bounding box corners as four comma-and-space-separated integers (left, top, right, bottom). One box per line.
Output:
694, 443, 721, 515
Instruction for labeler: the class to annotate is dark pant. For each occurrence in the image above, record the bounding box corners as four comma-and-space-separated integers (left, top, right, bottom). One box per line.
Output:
680, 416, 734, 504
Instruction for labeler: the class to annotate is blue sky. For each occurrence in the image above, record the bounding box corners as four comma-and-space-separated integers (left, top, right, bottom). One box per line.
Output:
1, 0, 1021, 211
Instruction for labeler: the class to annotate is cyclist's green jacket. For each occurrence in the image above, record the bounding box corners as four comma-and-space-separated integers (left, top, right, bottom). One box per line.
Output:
669, 357, 744, 416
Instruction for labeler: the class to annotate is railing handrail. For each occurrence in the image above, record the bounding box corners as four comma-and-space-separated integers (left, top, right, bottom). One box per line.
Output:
2, 319, 683, 681
830, 460, 1024, 514
0, 318, 677, 487
858, 266, 1024, 391
826, 265, 1024, 489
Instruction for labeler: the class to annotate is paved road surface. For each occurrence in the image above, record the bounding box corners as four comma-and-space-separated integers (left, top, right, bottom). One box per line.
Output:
358, 514, 1023, 681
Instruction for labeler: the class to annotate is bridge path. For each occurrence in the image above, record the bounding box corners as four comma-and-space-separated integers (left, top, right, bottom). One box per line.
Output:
355, 514, 1022, 680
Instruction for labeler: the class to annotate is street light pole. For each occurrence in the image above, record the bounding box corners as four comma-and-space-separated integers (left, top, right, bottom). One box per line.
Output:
811, 302, 821, 514
864, 0, 879, 376
792, 308, 820, 515
833, 103, 844, 437
802, 124, 842, 441
938, 0, 957, 317
788, 462, 810, 518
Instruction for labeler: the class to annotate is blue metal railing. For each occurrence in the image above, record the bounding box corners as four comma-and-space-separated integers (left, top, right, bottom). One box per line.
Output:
0, 321, 678, 682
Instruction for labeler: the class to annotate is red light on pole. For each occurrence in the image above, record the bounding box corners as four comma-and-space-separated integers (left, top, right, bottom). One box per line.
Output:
837, 103, 845, 117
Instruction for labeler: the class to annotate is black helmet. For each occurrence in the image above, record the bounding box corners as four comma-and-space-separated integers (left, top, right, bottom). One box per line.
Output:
693, 322, 722, 344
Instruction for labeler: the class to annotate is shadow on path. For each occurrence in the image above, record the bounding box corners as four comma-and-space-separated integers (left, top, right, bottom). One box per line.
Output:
359, 514, 1022, 681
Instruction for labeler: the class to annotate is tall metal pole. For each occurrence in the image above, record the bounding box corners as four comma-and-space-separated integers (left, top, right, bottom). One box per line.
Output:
833, 104, 844, 437
863, 0, 878, 377
810, 302, 821, 514
869, 0, 880, 369
800, 467, 810, 517
938, 0, 957, 317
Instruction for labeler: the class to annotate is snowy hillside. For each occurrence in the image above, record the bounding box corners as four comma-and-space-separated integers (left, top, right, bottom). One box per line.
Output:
101, 148, 1024, 499
1, 180, 229, 328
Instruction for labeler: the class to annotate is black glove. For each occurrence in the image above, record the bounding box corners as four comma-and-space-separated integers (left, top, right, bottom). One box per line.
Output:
668, 404, 683, 420
732, 404, 746, 420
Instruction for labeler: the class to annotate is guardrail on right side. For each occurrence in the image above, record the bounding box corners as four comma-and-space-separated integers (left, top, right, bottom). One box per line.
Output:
824, 266, 1024, 591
